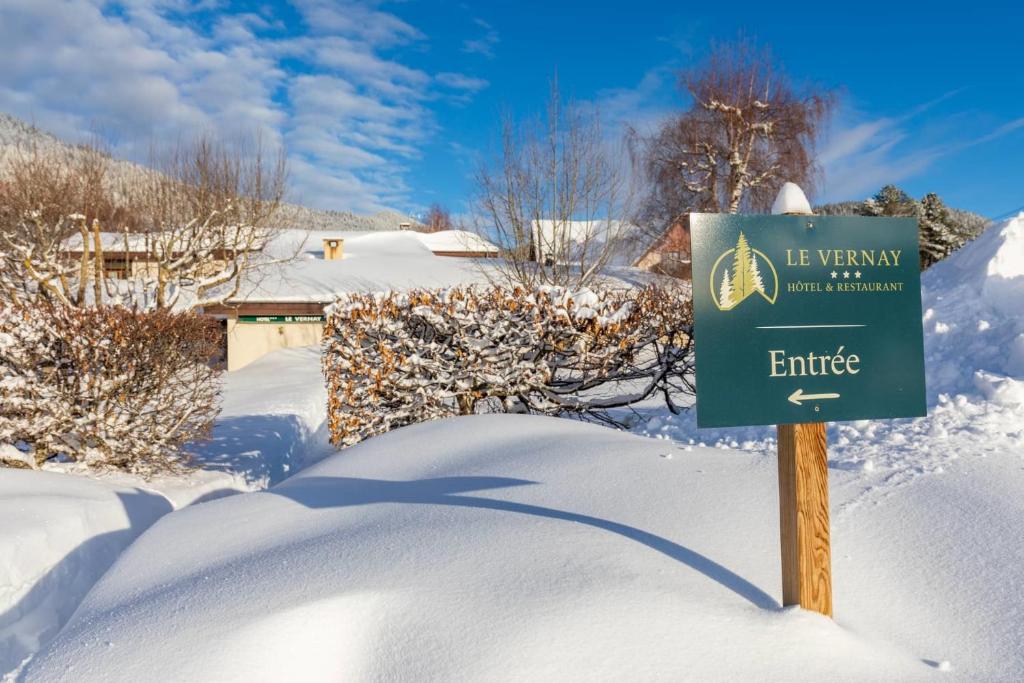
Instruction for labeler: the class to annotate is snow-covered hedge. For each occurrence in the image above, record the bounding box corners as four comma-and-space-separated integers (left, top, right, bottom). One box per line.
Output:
0, 303, 222, 474
323, 285, 693, 447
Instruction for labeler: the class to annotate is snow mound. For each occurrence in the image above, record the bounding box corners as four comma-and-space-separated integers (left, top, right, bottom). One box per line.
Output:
921, 214, 1024, 396
931, 212, 1024, 316
0, 470, 170, 676
771, 182, 812, 215
20, 416, 931, 682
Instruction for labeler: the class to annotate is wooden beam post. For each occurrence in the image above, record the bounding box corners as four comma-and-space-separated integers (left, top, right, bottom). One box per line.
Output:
773, 182, 833, 617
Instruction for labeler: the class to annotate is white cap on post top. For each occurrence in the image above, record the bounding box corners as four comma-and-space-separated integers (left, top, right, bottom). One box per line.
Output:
771, 182, 812, 216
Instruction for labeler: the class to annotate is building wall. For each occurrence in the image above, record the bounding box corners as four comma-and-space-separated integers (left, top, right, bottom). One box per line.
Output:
225, 319, 324, 371
430, 250, 498, 258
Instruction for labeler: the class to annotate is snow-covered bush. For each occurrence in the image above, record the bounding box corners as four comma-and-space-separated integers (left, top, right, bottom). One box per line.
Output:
0, 302, 221, 474
323, 285, 693, 447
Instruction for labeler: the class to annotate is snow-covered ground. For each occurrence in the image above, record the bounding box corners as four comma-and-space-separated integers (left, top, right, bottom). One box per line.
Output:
38, 346, 332, 508
0, 347, 332, 677
14, 411, 1024, 681
0, 471, 170, 675
3, 214, 1024, 680
9, 416, 930, 681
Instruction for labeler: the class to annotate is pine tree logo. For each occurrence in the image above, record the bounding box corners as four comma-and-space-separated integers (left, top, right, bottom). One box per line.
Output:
710, 232, 778, 311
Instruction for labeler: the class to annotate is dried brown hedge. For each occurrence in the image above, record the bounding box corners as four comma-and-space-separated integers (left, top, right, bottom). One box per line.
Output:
323, 284, 693, 447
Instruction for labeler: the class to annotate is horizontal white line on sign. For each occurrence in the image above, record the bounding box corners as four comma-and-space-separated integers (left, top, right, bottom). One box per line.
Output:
755, 324, 866, 329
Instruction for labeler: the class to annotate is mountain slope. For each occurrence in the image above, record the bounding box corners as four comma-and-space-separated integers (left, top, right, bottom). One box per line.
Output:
0, 112, 418, 232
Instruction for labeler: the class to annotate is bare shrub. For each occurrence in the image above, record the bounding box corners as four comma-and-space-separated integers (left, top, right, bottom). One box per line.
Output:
0, 303, 221, 474
323, 285, 693, 447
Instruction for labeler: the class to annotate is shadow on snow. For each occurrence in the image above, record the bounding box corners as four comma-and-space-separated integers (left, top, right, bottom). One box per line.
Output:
270, 475, 778, 610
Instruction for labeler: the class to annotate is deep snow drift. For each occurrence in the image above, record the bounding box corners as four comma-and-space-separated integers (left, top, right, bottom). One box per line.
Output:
19, 415, 941, 682
0, 472, 169, 675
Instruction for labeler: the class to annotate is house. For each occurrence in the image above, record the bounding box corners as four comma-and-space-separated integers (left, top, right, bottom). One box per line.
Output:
61, 232, 235, 280
206, 230, 497, 371
633, 218, 692, 280
61, 232, 163, 279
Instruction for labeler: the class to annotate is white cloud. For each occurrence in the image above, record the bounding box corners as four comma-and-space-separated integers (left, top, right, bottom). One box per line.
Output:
591, 67, 675, 135
0, 0, 488, 212
461, 18, 499, 59
436, 72, 489, 93
818, 99, 1024, 203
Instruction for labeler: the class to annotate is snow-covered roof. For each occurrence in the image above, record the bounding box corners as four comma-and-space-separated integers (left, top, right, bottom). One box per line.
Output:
415, 230, 498, 253
231, 230, 498, 303
62, 232, 155, 253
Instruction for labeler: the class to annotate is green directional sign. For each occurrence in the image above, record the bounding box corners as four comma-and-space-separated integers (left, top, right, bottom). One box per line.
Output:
238, 315, 325, 324
690, 213, 927, 428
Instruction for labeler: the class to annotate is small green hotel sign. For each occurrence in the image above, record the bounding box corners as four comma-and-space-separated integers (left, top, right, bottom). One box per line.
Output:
238, 315, 325, 324
690, 214, 927, 428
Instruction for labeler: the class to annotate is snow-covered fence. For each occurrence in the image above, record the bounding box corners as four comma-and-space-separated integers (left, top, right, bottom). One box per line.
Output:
322, 285, 694, 447
0, 302, 222, 474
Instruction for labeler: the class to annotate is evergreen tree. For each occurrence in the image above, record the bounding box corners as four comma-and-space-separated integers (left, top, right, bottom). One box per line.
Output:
820, 185, 980, 271
718, 268, 735, 309
731, 232, 754, 299
749, 251, 765, 294
866, 185, 917, 217
919, 192, 960, 269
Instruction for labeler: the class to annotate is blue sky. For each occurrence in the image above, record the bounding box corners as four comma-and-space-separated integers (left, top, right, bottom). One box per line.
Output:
1, 0, 1021, 218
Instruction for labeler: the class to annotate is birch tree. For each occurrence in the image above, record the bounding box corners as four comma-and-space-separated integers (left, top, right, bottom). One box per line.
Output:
632, 38, 833, 228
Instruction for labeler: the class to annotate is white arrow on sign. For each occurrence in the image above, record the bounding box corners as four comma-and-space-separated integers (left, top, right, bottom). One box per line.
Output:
788, 388, 840, 406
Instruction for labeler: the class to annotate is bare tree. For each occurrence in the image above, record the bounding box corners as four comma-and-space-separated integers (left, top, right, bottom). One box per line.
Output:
123, 133, 289, 309
633, 39, 833, 229
474, 82, 636, 288
0, 133, 289, 310
422, 203, 453, 233
0, 142, 121, 307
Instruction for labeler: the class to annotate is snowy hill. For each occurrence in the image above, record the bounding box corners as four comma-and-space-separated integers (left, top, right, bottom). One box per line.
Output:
0, 112, 419, 233
0, 114, 67, 154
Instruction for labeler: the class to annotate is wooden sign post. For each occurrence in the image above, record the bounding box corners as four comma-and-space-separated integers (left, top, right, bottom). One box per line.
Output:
774, 185, 832, 616
776, 422, 831, 615
688, 182, 927, 619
